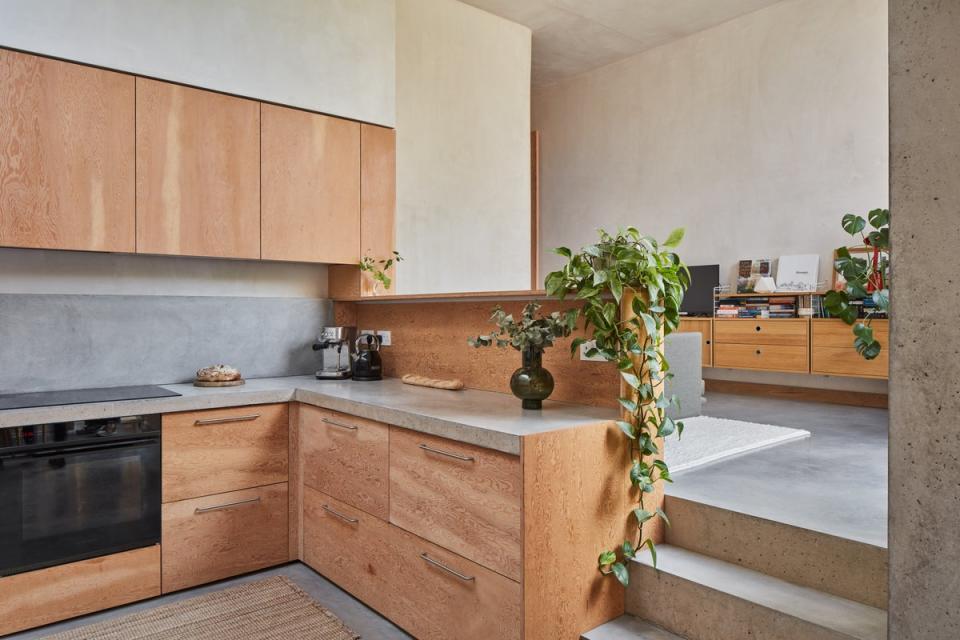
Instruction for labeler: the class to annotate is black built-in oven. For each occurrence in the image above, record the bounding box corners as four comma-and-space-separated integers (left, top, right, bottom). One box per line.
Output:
0, 415, 161, 576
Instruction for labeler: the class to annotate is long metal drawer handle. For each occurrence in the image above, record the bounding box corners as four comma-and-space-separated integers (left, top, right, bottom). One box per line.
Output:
420, 553, 475, 582
322, 418, 358, 431
321, 504, 359, 524
194, 414, 261, 426
418, 443, 475, 462
194, 496, 261, 514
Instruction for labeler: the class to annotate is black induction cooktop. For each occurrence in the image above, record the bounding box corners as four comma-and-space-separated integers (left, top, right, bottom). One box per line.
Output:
0, 385, 181, 411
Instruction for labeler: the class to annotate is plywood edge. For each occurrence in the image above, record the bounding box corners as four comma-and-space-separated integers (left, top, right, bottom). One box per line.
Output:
704, 379, 888, 408
521, 421, 631, 639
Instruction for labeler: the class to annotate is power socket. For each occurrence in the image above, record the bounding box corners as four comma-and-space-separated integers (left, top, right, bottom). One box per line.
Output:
579, 340, 606, 362
377, 330, 392, 346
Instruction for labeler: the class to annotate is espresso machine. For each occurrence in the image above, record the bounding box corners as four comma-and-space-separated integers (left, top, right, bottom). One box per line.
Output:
312, 326, 356, 379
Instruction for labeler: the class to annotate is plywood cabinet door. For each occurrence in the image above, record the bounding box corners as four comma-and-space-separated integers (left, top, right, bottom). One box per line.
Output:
360, 124, 396, 293
0, 49, 135, 252
261, 104, 360, 263
136, 78, 260, 259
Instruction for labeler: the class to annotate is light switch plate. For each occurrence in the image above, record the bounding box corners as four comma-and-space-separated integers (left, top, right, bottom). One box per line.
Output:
377, 330, 392, 346
579, 340, 606, 362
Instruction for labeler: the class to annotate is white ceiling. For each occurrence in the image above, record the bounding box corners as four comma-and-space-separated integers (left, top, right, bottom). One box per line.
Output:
459, 0, 787, 86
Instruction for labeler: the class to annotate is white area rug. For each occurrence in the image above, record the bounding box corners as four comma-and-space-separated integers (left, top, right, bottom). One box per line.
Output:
665, 415, 810, 473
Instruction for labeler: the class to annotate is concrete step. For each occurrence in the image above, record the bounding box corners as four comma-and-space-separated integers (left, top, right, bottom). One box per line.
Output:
581, 615, 684, 640
627, 545, 887, 640
664, 495, 888, 608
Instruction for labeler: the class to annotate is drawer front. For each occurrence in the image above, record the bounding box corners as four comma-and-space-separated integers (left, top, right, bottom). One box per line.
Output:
162, 483, 288, 592
677, 318, 713, 367
303, 487, 521, 640
812, 347, 889, 379
0, 546, 160, 637
163, 403, 288, 502
389, 427, 522, 581
713, 319, 809, 346
812, 319, 889, 348
714, 343, 809, 373
300, 404, 389, 519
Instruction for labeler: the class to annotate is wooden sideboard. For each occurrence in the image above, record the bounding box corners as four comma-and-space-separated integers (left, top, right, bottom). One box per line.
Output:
679, 317, 888, 379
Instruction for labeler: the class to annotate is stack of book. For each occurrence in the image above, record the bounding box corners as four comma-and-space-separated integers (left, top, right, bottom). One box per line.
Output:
767, 296, 797, 318
714, 296, 799, 319
716, 303, 740, 318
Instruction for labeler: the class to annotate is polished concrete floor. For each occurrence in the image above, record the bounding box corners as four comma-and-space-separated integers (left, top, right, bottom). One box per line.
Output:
668, 391, 888, 547
12, 563, 411, 640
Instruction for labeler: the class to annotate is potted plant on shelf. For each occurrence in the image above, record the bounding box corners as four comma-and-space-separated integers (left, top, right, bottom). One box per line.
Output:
545, 227, 688, 585
468, 301, 578, 409
823, 208, 889, 359
359, 251, 403, 295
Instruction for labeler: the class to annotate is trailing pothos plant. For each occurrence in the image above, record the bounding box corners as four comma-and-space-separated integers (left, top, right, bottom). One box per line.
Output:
823, 208, 890, 359
545, 227, 689, 586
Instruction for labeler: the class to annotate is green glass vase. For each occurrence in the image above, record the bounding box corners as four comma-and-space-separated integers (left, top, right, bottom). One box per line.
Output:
510, 347, 554, 410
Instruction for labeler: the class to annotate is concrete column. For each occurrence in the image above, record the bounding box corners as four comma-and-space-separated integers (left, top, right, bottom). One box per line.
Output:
889, 2, 960, 637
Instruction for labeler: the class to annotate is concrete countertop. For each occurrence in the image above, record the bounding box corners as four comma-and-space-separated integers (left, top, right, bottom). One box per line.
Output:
0, 376, 616, 454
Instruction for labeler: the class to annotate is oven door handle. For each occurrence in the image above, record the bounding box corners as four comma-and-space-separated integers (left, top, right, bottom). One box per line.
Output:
0, 437, 159, 460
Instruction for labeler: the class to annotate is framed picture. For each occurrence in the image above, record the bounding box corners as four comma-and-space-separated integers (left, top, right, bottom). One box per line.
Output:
776, 254, 820, 292
737, 258, 773, 293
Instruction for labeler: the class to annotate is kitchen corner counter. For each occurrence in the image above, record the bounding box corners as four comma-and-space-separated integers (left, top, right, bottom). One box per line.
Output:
0, 376, 616, 454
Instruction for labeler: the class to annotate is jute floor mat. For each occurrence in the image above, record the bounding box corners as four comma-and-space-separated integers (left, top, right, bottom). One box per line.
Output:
43, 576, 360, 640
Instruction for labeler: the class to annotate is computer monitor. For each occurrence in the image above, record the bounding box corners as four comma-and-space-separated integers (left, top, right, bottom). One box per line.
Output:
681, 264, 720, 317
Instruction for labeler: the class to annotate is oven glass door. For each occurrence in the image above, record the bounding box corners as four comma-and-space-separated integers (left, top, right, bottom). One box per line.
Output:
0, 438, 160, 576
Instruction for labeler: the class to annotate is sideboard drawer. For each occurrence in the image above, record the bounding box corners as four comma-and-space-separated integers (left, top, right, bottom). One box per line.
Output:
303, 486, 521, 640
713, 319, 809, 346
163, 403, 288, 503
162, 483, 288, 592
389, 427, 522, 581
714, 343, 809, 373
300, 404, 389, 519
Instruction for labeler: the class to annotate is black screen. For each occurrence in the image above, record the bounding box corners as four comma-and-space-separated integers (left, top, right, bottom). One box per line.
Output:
681, 264, 720, 317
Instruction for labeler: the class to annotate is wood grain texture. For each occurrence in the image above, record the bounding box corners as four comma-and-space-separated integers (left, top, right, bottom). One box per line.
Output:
136, 78, 260, 258
713, 318, 809, 346
328, 265, 363, 300
288, 402, 303, 562
713, 343, 810, 373
261, 105, 360, 264
811, 319, 888, 379
352, 299, 619, 408
300, 403, 389, 520
161, 483, 288, 593
703, 379, 888, 408
360, 124, 396, 295
389, 427, 522, 581
304, 487, 520, 640
0, 49, 135, 252
530, 131, 540, 290
521, 422, 632, 639
677, 318, 713, 367
0, 545, 160, 636
162, 403, 288, 503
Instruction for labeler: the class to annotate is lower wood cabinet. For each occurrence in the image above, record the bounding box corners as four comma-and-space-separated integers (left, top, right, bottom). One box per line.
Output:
676, 318, 713, 367
713, 342, 810, 373
0, 545, 161, 636
303, 486, 521, 640
811, 319, 889, 379
162, 483, 288, 593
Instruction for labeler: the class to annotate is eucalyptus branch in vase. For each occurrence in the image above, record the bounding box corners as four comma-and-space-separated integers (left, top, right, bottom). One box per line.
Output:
359, 251, 403, 295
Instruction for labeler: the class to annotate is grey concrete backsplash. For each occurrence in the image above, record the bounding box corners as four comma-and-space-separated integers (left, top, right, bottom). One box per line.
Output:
0, 294, 332, 393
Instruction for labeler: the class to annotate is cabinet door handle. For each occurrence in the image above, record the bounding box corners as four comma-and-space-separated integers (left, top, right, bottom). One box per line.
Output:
755, 326, 762, 332
418, 443, 474, 462
194, 413, 260, 426
420, 553, 475, 582
194, 496, 261, 514
756, 349, 762, 355
322, 418, 358, 431
321, 504, 359, 524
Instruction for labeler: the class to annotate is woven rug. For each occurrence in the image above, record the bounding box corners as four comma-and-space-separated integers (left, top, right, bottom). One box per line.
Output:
665, 415, 810, 473
43, 576, 360, 640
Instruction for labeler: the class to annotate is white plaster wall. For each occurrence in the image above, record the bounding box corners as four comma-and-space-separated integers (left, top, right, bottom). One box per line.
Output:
0, 249, 327, 298
0, 0, 395, 126
395, 0, 532, 294
533, 0, 888, 287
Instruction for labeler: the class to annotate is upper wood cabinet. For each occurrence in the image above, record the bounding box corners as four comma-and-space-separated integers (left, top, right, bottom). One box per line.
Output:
136, 78, 260, 259
0, 49, 135, 252
360, 124, 397, 293
261, 104, 360, 264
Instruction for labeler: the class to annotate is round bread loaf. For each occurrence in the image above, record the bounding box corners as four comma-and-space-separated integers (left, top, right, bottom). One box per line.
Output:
196, 364, 241, 382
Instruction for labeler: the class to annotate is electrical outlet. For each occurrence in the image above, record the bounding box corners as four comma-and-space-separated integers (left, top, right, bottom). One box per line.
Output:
377, 330, 392, 346
579, 340, 606, 362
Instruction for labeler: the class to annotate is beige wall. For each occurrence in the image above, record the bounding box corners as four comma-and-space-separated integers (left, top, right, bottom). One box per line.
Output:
0, 0, 396, 126
533, 0, 888, 287
395, 0, 532, 294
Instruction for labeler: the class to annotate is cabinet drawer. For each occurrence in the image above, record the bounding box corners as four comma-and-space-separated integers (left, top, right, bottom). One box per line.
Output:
303, 487, 520, 640
714, 343, 809, 373
812, 347, 888, 379
389, 427, 522, 581
714, 319, 809, 346
300, 404, 389, 519
163, 404, 288, 502
812, 319, 889, 348
162, 483, 288, 593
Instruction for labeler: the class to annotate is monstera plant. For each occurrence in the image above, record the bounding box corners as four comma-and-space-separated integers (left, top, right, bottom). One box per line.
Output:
545, 227, 689, 585
823, 208, 890, 359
